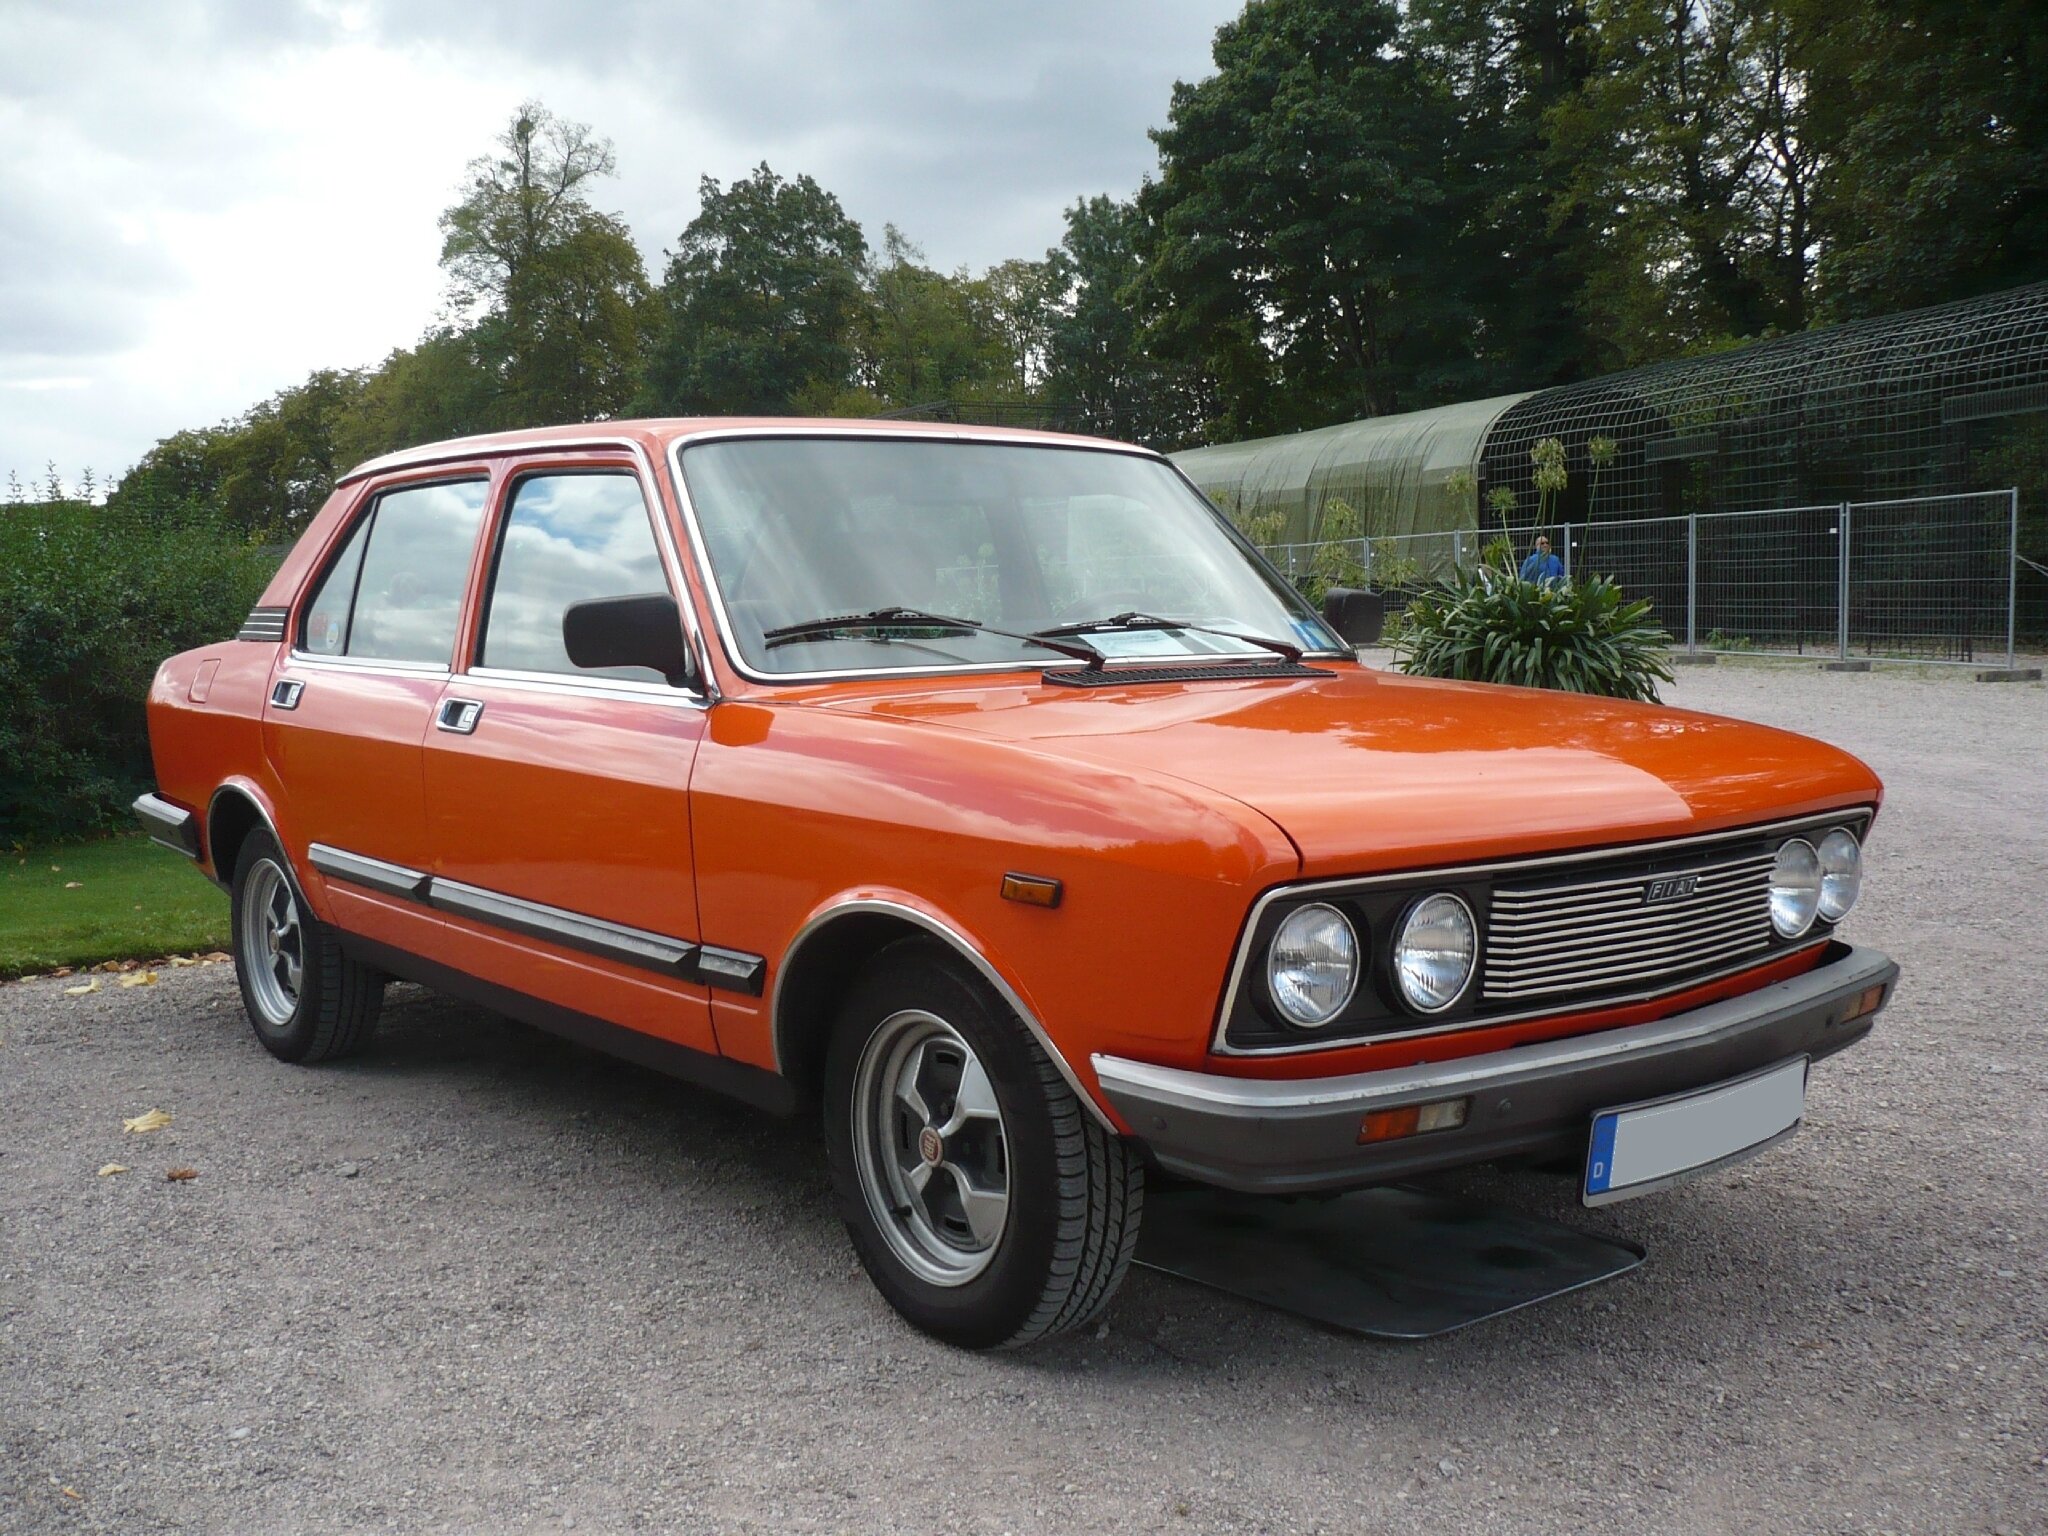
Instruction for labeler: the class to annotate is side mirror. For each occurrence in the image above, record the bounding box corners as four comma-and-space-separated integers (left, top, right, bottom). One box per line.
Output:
1320, 586, 1385, 647
562, 593, 695, 689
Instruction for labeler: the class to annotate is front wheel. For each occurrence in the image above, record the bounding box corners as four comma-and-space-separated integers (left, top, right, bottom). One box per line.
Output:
230, 830, 383, 1063
824, 941, 1143, 1348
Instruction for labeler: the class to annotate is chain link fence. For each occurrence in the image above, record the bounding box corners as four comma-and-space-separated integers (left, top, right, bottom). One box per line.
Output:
1259, 490, 2024, 669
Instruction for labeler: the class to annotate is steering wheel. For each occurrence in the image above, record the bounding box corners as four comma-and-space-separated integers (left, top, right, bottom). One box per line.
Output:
1056, 590, 1154, 622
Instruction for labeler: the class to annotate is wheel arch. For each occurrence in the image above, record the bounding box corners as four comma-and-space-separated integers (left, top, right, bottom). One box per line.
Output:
771, 899, 1118, 1133
204, 781, 289, 890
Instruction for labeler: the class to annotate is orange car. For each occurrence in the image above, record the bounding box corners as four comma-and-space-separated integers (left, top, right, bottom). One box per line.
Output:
137, 420, 1896, 1347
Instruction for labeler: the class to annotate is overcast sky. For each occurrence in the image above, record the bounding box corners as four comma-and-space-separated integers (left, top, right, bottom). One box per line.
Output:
1, 0, 1242, 492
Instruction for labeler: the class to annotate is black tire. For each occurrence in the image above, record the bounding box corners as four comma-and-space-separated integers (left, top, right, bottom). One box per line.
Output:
229, 829, 383, 1063
823, 939, 1144, 1349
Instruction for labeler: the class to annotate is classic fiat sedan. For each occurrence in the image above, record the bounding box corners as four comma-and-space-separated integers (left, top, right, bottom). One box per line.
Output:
137, 420, 1896, 1347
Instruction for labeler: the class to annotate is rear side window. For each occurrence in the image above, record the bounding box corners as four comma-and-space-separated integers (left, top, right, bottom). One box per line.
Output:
479, 472, 671, 683
300, 480, 488, 663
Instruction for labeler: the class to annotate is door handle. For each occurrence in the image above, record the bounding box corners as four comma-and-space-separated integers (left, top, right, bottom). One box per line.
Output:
271, 679, 304, 710
437, 697, 484, 734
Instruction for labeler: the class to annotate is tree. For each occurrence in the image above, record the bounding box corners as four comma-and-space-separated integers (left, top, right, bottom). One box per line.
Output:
1136, 0, 1480, 440
438, 101, 648, 425
859, 226, 1008, 407
1794, 0, 2048, 320
1041, 195, 1209, 448
1409, 0, 1609, 385
637, 165, 868, 415
974, 258, 1060, 396
1549, 1, 1824, 357
332, 328, 502, 466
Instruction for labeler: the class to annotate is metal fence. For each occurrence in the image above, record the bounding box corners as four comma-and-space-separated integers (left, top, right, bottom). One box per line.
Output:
1260, 490, 2024, 669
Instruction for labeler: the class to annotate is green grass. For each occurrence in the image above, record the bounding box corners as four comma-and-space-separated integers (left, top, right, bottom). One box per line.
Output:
0, 835, 229, 979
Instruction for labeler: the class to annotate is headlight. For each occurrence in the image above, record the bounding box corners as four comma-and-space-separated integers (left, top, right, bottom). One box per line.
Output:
1770, 838, 1821, 937
1817, 828, 1862, 922
1392, 893, 1477, 1013
1266, 903, 1359, 1027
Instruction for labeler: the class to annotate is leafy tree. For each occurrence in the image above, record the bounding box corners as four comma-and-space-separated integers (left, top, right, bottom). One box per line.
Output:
1041, 195, 1209, 448
1137, 0, 1480, 439
859, 226, 1008, 407
111, 370, 367, 537
1549, 0, 1823, 357
1794, 0, 2048, 320
1409, 0, 1608, 385
438, 101, 648, 425
333, 328, 502, 466
638, 165, 868, 415
973, 258, 1060, 396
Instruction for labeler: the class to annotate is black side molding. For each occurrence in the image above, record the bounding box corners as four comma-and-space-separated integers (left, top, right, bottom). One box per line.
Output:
338, 935, 799, 1117
309, 841, 767, 994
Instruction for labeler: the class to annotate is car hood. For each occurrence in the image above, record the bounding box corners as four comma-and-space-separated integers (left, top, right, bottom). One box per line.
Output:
820, 665, 1881, 877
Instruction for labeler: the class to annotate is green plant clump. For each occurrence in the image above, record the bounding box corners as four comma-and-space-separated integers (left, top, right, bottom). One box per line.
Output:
1389, 568, 1676, 702
1, 497, 277, 844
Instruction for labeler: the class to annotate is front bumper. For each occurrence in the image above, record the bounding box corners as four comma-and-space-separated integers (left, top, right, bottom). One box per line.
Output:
1095, 942, 1897, 1194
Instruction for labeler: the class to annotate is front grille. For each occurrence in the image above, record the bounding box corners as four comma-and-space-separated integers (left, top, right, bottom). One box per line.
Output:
1482, 847, 1776, 1004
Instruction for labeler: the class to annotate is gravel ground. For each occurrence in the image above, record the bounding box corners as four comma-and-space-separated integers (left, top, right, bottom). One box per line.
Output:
3, 661, 2044, 1536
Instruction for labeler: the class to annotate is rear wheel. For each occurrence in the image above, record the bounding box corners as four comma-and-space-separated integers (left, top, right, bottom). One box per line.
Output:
230, 830, 383, 1063
824, 940, 1143, 1348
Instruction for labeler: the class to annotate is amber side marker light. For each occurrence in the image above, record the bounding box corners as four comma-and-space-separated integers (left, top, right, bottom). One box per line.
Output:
1359, 1098, 1470, 1144
1000, 873, 1063, 909
1835, 984, 1887, 1026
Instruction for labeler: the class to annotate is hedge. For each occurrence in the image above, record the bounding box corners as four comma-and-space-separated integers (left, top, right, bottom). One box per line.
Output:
0, 498, 277, 844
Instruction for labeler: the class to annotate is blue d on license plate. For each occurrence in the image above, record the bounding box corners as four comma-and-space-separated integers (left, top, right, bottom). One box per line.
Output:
1583, 1058, 1808, 1206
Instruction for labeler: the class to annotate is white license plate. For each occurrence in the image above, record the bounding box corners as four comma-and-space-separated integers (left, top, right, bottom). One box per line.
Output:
1583, 1058, 1808, 1206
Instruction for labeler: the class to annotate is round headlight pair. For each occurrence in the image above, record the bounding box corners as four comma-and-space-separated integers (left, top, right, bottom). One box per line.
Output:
1265, 893, 1478, 1028
1770, 829, 1862, 936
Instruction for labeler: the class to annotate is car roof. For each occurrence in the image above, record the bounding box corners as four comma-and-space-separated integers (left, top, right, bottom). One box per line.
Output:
336, 417, 1152, 485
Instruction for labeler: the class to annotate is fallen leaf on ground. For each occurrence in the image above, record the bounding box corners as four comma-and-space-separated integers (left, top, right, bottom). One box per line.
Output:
96, 1163, 129, 1177
50, 966, 73, 977
63, 980, 101, 997
122, 1109, 172, 1134
201, 951, 230, 963
60, 1486, 82, 1500
117, 970, 159, 988
63, 880, 82, 889
168, 955, 197, 968
165, 1167, 198, 1181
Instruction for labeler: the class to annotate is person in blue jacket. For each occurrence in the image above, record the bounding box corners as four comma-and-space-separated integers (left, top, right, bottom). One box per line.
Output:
1519, 534, 1564, 585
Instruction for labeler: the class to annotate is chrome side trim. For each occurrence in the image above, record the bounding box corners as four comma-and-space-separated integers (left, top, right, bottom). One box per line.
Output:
460, 666, 712, 711
308, 843, 429, 901
771, 897, 1116, 1132
1212, 807, 1875, 1057
284, 651, 452, 680
305, 841, 764, 988
133, 793, 200, 858
426, 877, 700, 976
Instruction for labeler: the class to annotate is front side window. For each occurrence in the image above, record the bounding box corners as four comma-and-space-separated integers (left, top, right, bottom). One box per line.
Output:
300, 480, 488, 663
679, 437, 1338, 676
479, 472, 671, 683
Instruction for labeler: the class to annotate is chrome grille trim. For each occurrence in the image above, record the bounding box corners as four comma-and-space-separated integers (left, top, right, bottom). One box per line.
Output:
1482, 850, 1779, 1003
1211, 807, 1874, 1057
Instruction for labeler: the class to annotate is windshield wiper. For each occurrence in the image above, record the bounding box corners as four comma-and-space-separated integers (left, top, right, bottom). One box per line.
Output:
761, 606, 1103, 665
1033, 611, 1305, 663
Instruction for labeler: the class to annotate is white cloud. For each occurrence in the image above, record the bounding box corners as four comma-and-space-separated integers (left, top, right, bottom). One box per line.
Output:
0, 0, 1237, 487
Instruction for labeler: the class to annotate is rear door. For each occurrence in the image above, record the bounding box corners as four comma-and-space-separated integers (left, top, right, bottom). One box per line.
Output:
265, 471, 491, 942
419, 456, 718, 1055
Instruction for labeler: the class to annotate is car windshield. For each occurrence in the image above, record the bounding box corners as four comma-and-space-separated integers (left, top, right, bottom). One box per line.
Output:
678, 436, 1341, 677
